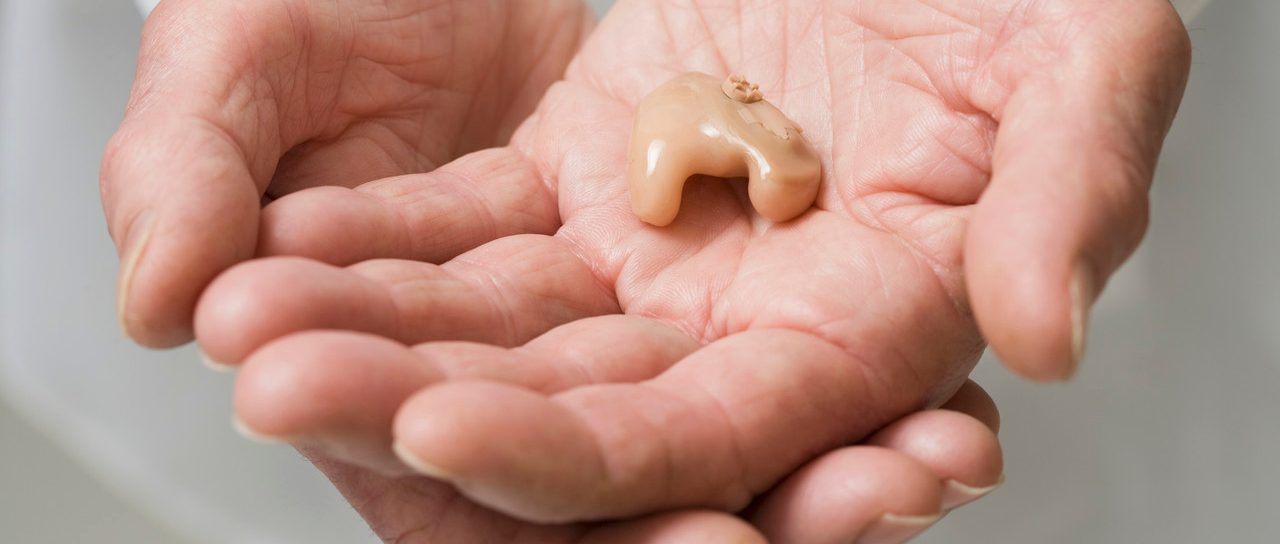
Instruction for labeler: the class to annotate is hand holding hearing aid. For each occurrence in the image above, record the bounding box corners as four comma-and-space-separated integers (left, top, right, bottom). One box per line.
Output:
104, 0, 1192, 542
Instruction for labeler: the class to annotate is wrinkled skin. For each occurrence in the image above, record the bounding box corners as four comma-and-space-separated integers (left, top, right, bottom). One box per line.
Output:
104, 0, 594, 345
103, 0, 1191, 542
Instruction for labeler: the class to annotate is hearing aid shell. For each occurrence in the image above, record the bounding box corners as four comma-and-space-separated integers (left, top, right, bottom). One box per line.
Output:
626, 72, 822, 226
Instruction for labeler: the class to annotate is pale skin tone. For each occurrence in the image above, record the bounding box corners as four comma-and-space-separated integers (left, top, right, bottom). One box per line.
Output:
102, 0, 1190, 542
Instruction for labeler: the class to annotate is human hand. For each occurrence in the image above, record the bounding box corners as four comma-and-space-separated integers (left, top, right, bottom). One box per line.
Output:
100, 0, 1007, 541
196, 0, 1189, 526
101, 0, 593, 347
249, 375, 1001, 543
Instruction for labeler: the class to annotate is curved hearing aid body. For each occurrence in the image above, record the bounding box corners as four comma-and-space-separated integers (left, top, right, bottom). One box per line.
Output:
626, 73, 822, 227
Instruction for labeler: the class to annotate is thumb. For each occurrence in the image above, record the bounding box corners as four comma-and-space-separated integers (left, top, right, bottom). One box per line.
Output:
965, 1, 1192, 381
102, 1, 309, 347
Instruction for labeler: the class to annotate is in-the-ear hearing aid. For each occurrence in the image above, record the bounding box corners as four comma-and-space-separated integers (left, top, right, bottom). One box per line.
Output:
626, 72, 822, 226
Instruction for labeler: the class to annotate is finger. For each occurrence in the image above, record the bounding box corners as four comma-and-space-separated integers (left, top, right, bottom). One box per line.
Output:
195, 234, 617, 365
578, 510, 767, 544
965, 1, 1192, 380
748, 383, 1000, 543
749, 447, 943, 544
232, 332, 443, 475
391, 329, 924, 523
300, 456, 763, 544
867, 411, 1003, 510
258, 147, 559, 266
435, 314, 700, 390
232, 316, 697, 474
102, 2, 308, 347
102, 82, 268, 348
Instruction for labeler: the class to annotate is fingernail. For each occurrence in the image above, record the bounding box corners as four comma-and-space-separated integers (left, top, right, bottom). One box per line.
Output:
392, 441, 455, 480
941, 474, 1004, 510
232, 415, 288, 445
856, 512, 943, 543
1067, 261, 1097, 379
117, 210, 155, 338
199, 350, 236, 373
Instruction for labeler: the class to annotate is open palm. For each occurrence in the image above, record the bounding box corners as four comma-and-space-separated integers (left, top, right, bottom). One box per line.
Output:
106, 0, 1190, 542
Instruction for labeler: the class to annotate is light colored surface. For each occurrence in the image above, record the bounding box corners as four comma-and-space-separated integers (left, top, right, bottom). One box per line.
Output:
5, 1, 1277, 544
1174, 0, 1216, 21
0, 395, 182, 543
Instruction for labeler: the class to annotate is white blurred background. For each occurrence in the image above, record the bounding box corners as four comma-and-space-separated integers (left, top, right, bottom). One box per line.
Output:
2, 0, 1273, 542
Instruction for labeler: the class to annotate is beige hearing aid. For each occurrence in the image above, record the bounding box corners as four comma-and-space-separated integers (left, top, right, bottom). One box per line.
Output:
626, 73, 822, 227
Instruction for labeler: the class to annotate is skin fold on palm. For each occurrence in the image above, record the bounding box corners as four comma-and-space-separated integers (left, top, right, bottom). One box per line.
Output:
101, 0, 1190, 541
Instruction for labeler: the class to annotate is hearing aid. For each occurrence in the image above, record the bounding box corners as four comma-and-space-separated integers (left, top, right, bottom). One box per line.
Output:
626, 72, 822, 226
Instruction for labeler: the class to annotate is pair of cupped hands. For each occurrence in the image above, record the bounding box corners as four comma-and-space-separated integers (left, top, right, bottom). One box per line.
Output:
101, 0, 1190, 542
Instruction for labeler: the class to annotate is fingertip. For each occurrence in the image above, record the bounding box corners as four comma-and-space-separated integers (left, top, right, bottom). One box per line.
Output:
233, 336, 454, 453
866, 410, 1004, 507
857, 511, 944, 544
118, 259, 201, 348
114, 211, 195, 348
391, 441, 456, 480
231, 413, 289, 445
392, 381, 552, 477
233, 332, 340, 439
751, 447, 943, 544
115, 209, 178, 346
194, 257, 396, 364
392, 381, 604, 523
104, 120, 263, 349
194, 259, 283, 364
942, 475, 1004, 511
964, 213, 1077, 382
233, 332, 426, 435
